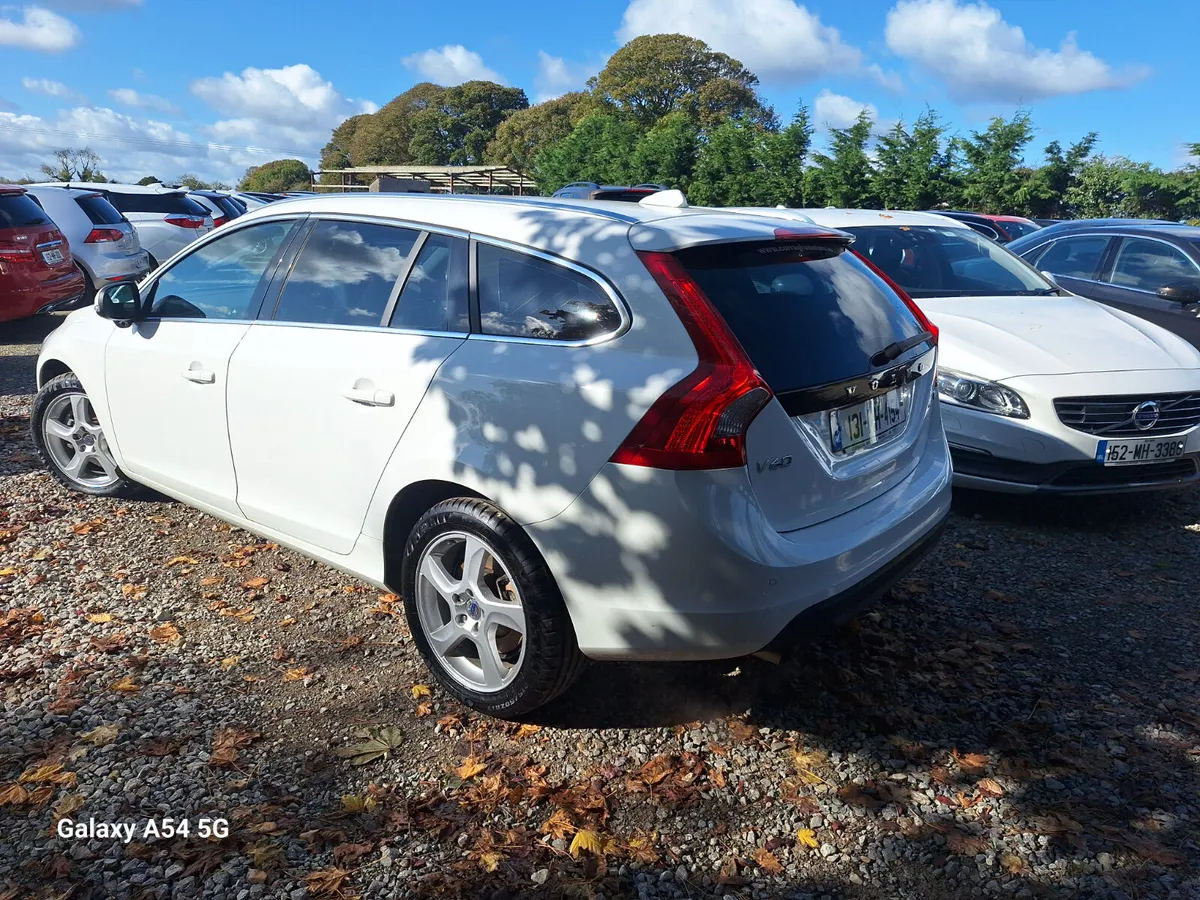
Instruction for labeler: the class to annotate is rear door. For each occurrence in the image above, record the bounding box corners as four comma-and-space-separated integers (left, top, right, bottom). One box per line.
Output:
0, 190, 77, 298
226, 220, 470, 554
672, 240, 938, 531
1089, 236, 1200, 349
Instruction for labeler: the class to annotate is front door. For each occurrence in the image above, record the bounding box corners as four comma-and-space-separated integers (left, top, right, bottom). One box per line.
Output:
1090, 236, 1200, 349
227, 222, 470, 554
104, 218, 302, 514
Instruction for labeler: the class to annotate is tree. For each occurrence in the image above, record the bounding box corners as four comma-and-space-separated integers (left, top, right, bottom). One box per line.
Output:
174, 173, 229, 190
40, 147, 105, 182
874, 109, 955, 210
955, 111, 1035, 213
319, 114, 367, 182
407, 81, 529, 166
630, 112, 700, 190
755, 103, 812, 207
591, 33, 768, 127
136, 175, 163, 186
533, 112, 640, 193
808, 111, 878, 208
485, 92, 596, 171
1066, 155, 1181, 219
238, 159, 311, 193
1024, 133, 1098, 218
348, 83, 446, 166
689, 117, 771, 207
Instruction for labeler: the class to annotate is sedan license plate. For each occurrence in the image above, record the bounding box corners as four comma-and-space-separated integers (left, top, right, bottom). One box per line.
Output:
830, 389, 906, 454
41, 248, 64, 264
1096, 438, 1186, 466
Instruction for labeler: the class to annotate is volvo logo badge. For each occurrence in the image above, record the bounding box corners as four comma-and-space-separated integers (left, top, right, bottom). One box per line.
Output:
1132, 400, 1161, 431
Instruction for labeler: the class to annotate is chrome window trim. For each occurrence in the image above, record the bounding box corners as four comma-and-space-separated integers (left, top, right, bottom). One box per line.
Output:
128, 316, 467, 341
1033, 231, 1200, 291
1024, 233, 1114, 280
1105, 233, 1200, 293
467, 234, 632, 348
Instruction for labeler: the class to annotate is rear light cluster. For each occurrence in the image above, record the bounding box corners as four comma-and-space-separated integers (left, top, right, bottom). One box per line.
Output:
850, 249, 939, 344
85, 227, 124, 243
609, 251, 773, 471
0, 242, 34, 260
212, 216, 229, 228
165, 215, 209, 229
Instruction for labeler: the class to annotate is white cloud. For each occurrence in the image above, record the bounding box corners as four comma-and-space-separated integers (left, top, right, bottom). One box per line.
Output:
22, 77, 87, 103
866, 63, 904, 93
534, 51, 591, 102
618, 0, 861, 83
813, 89, 878, 130
108, 88, 180, 115
0, 7, 80, 52
402, 45, 505, 85
885, 0, 1150, 101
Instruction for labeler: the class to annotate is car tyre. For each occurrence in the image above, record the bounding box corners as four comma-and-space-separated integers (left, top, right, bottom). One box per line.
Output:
31, 373, 143, 498
401, 498, 585, 717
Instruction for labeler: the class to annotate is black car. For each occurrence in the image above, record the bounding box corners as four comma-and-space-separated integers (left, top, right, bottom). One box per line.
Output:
1008, 223, 1200, 349
1011, 217, 1174, 244
552, 182, 670, 201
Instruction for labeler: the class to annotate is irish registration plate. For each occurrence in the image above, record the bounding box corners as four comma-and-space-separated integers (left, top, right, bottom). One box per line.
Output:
830, 389, 907, 454
41, 248, 64, 264
1096, 438, 1186, 466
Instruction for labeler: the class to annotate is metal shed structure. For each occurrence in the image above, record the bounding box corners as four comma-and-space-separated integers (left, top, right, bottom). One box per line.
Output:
312, 165, 534, 195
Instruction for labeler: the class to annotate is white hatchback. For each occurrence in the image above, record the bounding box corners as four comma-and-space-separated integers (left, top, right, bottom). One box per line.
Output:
743, 208, 1200, 494
33, 193, 951, 714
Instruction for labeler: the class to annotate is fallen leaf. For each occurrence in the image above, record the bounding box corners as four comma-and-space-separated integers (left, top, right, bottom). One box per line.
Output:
0, 566, 20, 576
976, 777, 1004, 797
241, 577, 270, 590
0, 783, 30, 806
415, 702, 432, 717
149, 623, 181, 644
477, 850, 504, 872
952, 749, 989, 775
796, 828, 819, 849
752, 847, 783, 875
121, 583, 146, 598
283, 667, 310, 682
279, 617, 297, 628
304, 867, 349, 898
109, 676, 139, 693
410, 684, 431, 700
541, 808, 575, 840
569, 829, 607, 858
946, 832, 987, 855
18, 763, 77, 787
85, 613, 114, 624
340, 794, 378, 814
199, 576, 224, 586
514, 723, 541, 740
80, 724, 120, 746
165, 556, 198, 567
52, 793, 84, 823
791, 748, 828, 785
221, 657, 240, 669
1001, 853, 1028, 874
454, 755, 487, 780
334, 726, 405, 766
213, 728, 260, 752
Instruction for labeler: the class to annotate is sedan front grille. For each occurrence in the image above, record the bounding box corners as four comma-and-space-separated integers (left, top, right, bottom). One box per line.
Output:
1054, 393, 1200, 437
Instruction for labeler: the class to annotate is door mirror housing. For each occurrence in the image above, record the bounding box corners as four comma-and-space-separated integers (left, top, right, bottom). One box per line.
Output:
1040, 270, 1058, 287
1156, 281, 1200, 305
95, 280, 144, 325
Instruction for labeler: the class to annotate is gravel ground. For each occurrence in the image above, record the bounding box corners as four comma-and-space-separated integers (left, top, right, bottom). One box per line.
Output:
2, 316, 1199, 900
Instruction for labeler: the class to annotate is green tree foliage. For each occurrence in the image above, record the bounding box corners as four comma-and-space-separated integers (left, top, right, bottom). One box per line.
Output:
630, 112, 700, 191
874, 109, 955, 210
485, 92, 596, 171
590, 33, 769, 127
807, 112, 878, 208
348, 83, 446, 167
1066, 156, 1183, 219
238, 159, 311, 193
1023, 133, 1097, 218
40, 147, 105, 182
174, 173, 229, 190
754, 104, 813, 207
319, 114, 367, 183
955, 111, 1035, 213
533, 112, 640, 193
408, 82, 529, 165
136, 175, 163, 186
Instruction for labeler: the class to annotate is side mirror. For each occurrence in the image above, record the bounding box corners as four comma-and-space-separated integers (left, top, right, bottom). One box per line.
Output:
1156, 282, 1200, 305
1040, 270, 1060, 287
95, 281, 144, 326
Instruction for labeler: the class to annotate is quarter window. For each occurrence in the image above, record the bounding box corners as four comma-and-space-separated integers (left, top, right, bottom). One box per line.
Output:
273, 221, 419, 326
149, 220, 296, 319
1109, 238, 1198, 291
1034, 236, 1109, 280
388, 233, 469, 332
476, 243, 622, 341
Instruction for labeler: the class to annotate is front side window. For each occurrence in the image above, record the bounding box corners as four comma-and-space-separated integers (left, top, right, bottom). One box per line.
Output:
1034, 235, 1110, 280
841, 225, 1051, 298
1108, 238, 1199, 291
272, 220, 418, 326
477, 243, 622, 341
388, 233, 469, 332
149, 220, 296, 319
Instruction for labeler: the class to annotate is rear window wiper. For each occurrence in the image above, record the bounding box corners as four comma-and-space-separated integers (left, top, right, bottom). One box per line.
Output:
870, 330, 935, 368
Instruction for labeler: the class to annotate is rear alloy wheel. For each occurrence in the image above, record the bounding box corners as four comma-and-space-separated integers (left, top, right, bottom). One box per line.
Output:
401, 498, 585, 717
31, 374, 141, 497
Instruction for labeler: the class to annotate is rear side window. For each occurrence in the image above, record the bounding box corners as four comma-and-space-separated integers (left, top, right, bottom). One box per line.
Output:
75, 194, 124, 225
675, 241, 922, 392
107, 192, 210, 217
477, 243, 622, 341
0, 193, 52, 228
207, 196, 243, 220
273, 220, 419, 326
389, 233, 469, 332
1035, 236, 1109, 279
1109, 238, 1198, 290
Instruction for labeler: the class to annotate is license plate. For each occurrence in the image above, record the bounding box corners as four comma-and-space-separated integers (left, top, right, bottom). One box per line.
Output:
1096, 438, 1187, 465
830, 389, 907, 454
41, 248, 64, 264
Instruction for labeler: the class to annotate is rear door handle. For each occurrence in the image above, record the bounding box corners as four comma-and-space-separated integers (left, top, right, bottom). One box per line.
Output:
181, 366, 215, 384
342, 387, 395, 407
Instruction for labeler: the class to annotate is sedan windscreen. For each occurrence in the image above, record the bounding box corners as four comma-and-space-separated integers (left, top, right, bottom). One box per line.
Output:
841, 225, 1052, 298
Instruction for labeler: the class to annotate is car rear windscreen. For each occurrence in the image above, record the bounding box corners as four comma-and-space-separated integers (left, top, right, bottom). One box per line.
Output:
107, 192, 211, 217
0, 193, 52, 229
675, 241, 923, 393
996, 220, 1039, 239
212, 196, 243, 219
75, 193, 125, 225
591, 189, 654, 202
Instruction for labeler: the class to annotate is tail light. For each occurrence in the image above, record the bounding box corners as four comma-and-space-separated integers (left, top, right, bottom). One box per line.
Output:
164, 216, 207, 229
0, 241, 34, 260
85, 227, 125, 243
851, 249, 939, 344
211, 215, 229, 228
609, 251, 772, 470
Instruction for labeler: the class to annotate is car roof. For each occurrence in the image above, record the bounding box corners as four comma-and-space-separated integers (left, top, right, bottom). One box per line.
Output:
1035, 222, 1199, 239
985, 214, 1037, 223
190, 189, 231, 198
23, 184, 103, 198
34, 181, 186, 195
730, 207, 972, 230
0, 184, 26, 194
1008, 220, 1200, 252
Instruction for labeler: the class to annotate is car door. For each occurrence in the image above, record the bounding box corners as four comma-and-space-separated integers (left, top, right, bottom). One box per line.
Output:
226, 219, 470, 554
1025, 233, 1113, 298
104, 218, 303, 514
1087, 236, 1200, 349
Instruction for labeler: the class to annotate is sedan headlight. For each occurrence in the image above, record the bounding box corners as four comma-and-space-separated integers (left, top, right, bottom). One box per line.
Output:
936, 369, 1029, 418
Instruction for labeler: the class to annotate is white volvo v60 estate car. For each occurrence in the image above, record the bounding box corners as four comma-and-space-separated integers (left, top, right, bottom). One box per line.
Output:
730, 208, 1200, 495
32, 193, 951, 714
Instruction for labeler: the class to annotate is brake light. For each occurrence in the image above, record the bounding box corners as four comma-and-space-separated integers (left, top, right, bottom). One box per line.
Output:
164, 216, 207, 229
211, 215, 229, 228
85, 227, 124, 243
0, 241, 34, 260
609, 251, 772, 470
851, 249, 939, 344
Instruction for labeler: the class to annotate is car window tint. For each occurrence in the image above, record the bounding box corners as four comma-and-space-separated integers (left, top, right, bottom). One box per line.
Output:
149, 221, 295, 319
1109, 238, 1198, 291
75, 194, 124, 225
389, 233, 469, 332
107, 193, 209, 217
1035, 236, 1109, 279
0, 193, 52, 228
273, 220, 418, 326
477, 243, 621, 341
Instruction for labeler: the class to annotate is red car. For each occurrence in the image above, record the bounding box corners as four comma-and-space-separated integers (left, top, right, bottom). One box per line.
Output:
979, 214, 1042, 241
1, 184, 86, 323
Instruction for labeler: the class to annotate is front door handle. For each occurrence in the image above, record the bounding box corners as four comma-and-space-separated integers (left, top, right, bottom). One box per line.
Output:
342, 386, 395, 407
182, 366, 215, 384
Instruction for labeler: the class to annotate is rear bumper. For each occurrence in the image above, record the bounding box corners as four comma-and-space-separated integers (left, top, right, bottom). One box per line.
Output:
528, 435, 952, 661
951, 446, 1200, 495
1, 269, 86, 322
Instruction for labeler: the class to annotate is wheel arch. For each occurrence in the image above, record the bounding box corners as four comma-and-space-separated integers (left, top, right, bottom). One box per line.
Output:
38, 358, 73, 389
382, 479, 488, 591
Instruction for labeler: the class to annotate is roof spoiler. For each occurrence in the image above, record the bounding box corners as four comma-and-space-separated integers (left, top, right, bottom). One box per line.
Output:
638, 189, 689, 209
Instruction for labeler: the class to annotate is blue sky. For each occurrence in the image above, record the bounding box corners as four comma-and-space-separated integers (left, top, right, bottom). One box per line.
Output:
1, 0, 1196, 186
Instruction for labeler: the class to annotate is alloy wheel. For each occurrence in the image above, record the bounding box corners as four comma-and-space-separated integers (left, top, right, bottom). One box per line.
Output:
40, 392, 120, 490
